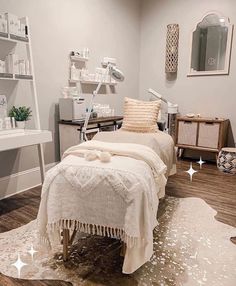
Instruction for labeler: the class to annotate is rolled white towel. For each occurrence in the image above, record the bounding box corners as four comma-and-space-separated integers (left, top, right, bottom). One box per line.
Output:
84, 150, 98, 161
100, 151, 111, 163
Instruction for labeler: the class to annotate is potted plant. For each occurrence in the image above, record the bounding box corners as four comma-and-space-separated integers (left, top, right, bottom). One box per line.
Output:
9, 106, 32, 129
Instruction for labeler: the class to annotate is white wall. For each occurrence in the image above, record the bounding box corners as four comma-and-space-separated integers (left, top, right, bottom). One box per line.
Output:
139, 0, 236, 145
0, 0, 141, 197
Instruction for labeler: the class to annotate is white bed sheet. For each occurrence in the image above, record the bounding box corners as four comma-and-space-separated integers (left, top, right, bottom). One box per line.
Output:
93, 129, 176, 176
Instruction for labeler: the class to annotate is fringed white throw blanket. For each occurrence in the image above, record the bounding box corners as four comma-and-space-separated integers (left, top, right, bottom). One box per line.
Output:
37, 141, 167, 273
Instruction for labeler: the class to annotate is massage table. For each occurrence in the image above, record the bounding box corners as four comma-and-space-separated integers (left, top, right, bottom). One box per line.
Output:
37, 129, 176, 274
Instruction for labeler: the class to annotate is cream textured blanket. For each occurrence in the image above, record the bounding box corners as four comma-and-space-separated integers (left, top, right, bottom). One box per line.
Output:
37, 141, 167, 273
94, 130, 176, 177
63, 140, 167, 196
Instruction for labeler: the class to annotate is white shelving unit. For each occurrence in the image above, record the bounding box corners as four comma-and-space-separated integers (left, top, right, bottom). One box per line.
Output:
0, 16, 52, 182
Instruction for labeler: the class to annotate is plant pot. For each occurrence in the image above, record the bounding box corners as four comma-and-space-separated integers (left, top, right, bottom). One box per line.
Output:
16, 121, 26, 129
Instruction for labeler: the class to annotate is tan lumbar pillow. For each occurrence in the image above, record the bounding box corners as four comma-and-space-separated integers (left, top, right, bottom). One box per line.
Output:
121, 97, 161, 133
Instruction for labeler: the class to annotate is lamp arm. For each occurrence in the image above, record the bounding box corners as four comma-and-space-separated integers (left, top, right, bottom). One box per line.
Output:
81, 65, 110, 141
148, 88, 168, 104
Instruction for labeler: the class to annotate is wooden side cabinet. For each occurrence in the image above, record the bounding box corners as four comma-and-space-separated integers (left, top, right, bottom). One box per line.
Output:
175, 117, 229, 157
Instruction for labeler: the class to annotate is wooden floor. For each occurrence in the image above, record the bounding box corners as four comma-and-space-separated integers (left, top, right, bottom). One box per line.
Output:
0, 159, 235, 285
167, 159, 236, 228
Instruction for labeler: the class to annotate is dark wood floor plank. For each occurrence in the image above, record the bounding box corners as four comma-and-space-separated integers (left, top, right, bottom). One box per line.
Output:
0, 159, 235, 285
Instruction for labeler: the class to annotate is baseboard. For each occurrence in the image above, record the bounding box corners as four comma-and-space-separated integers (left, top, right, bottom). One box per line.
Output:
0, 162, 58, 200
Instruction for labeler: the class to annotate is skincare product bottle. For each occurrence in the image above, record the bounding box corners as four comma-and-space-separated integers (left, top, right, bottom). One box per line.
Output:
76, 68, 81, 80
70, 63, 78, 81
81, 68, 89, 80
83, 48, 89, 59
25, 60, 30, 75
86, 48, 89, 59
4, 117, 11, 129
11, 117, 16, 128
83, 48, 86, 58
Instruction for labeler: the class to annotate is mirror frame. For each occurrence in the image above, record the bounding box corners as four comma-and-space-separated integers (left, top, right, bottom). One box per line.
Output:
188, 11, 234, 77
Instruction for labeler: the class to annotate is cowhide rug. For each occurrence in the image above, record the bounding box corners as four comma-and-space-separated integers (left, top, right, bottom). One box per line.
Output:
0, 196, 235, 286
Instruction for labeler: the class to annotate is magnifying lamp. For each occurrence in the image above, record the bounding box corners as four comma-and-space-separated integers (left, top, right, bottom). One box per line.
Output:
110, 66, 125, 82
82, 63, 125, 141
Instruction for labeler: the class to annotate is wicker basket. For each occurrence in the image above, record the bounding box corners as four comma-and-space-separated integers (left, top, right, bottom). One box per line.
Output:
217, 148, 236, 174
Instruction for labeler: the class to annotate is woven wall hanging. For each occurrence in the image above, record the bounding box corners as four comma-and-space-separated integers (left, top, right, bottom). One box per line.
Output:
165, 24, 179, 73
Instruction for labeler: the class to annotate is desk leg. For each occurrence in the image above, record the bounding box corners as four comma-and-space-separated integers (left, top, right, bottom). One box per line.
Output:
37, 144, 45, 183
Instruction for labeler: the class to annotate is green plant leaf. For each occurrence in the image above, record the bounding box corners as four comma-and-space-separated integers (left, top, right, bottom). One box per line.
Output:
9, 106, 32, 121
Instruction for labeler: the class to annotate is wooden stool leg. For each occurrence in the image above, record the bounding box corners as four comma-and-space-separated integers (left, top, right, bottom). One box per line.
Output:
120, 242, 127, 257
63, 229, 69, 261
178, 148, 184, 158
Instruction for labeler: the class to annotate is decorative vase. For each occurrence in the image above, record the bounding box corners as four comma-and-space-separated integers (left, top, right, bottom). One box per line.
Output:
16, 121, 26, 129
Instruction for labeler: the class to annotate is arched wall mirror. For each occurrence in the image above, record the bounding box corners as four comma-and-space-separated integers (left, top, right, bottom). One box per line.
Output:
188, 12, 233, 76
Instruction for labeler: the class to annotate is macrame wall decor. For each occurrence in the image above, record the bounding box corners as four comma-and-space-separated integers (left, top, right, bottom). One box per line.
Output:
165, 24, 179, 73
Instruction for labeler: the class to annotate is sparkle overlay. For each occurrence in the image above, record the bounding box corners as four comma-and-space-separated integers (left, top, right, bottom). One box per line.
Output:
28, 245, 38, 260
197, 157, 206, 169
11, 253, 27, 278
185, 162, 198, 181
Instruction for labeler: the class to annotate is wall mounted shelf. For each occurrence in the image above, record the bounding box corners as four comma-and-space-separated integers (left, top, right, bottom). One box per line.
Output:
0, 73, 33, 81
0, 33, 29, 44
70, 55, 89, 62
0, 72, 14, 79
15, 74, 33, 80
9, 34, 29, 42
69, 79, 117, 85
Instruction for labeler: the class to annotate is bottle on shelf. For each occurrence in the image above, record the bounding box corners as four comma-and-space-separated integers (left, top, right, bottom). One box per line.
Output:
70, 63, 80, 81
82, 48, 89, 59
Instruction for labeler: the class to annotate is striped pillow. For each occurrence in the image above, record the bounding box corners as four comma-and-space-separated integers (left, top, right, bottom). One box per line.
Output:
121, 97, 161, 133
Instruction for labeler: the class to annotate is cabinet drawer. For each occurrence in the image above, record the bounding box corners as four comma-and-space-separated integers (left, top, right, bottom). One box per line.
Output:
177, 121, 198, 146
198, 122, 220, 149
